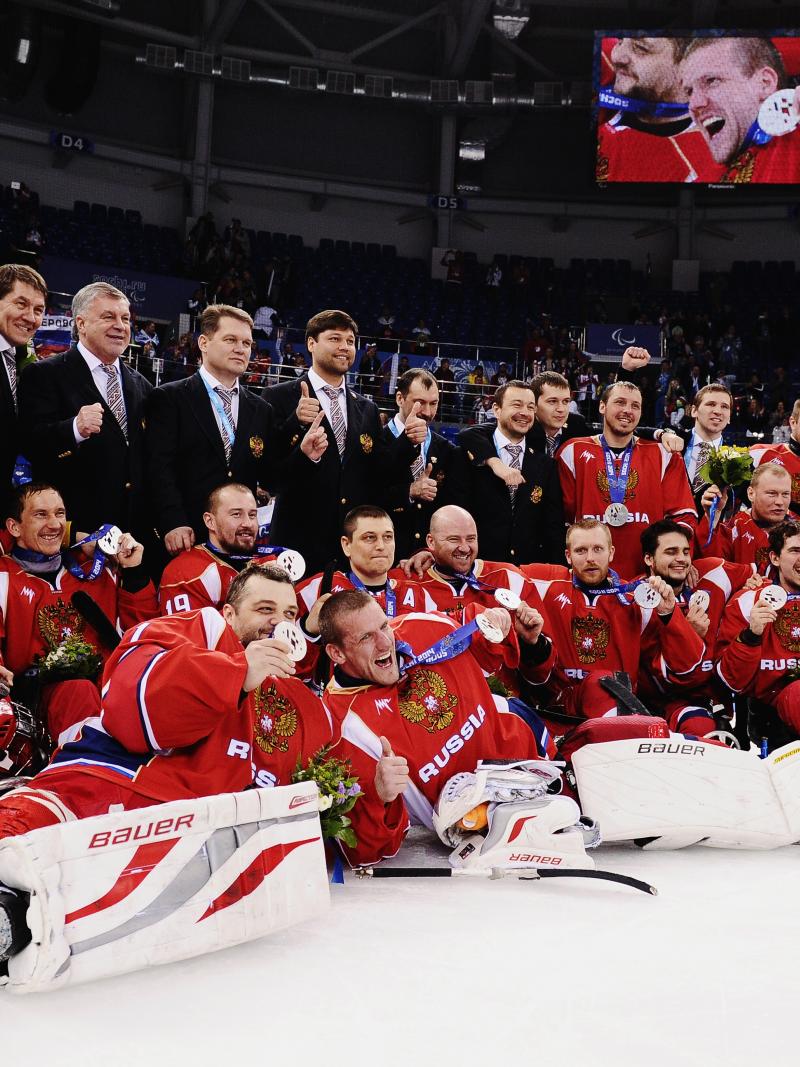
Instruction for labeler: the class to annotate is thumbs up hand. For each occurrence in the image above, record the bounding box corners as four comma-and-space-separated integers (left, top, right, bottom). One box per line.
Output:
409, 460, 438, 502
375, 735, 410, 803
404, 400, 428, 445
296, 379, 321, 425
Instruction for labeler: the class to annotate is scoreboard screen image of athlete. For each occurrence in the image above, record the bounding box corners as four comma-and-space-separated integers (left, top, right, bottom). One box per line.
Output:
595, 32, 800, 184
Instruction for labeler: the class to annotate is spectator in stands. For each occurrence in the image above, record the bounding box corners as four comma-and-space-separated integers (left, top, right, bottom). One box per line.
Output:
357, 343, 383, 402
290, 352, 307, 378
718, 324, 743, 384
377, 306, 396, 334
490, 363, 511, 387
253, 302, 277, 341
745, 395, 769, 438
769, 400, 791, 444
411, 319, 432, 354
263, 309, 418, 574
188, 211, 217, 261
145, 304, 285, 554
435, 356, 456, 420
18, 281, 152, 544
134, 321, 159, 349
0, 264, 48, 512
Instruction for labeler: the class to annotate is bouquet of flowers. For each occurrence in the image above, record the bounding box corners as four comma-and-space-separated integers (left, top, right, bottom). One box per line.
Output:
292, 746, 363, 848
36, 634, 103, 684
698, 444, 753, 490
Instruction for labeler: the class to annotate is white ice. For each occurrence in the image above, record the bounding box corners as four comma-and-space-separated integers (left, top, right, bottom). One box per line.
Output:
2, 830, 799, 1067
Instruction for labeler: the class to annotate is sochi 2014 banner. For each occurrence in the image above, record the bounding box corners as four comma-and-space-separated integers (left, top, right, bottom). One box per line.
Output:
595, 32, 800, 184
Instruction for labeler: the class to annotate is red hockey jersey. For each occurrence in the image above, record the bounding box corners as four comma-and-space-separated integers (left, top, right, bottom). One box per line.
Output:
697, 510, 773, 574
324, 611, 539, 866
558, 436, 696, 579
716, 587, 800, 703
0, 555, 158, 676
158, 545, 280, 614
250, 677, 333, 789
597, 116, 723, 183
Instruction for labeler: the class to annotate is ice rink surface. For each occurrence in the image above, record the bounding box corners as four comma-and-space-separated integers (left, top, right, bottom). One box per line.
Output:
2, 831, 798, 1067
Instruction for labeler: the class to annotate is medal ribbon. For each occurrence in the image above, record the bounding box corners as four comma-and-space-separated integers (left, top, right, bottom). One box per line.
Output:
598, 88, 688, 118
433, 564, 494, 594
204, 540, 292, 563
600, 436, 633, 506
572, 568, 643, 607
14, 523, 117, 582
348, 572, 397, 618
396, 617, 483, 675
200, 374, 237, 452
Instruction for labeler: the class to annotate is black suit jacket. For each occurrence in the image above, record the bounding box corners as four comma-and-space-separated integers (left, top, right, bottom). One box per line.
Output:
145, 371, 284, 540
18, 347, 152, 536
263, 373, 414, 573
454, 423, 564, 565
0, 344, 21, 509
381, 424, 459, 560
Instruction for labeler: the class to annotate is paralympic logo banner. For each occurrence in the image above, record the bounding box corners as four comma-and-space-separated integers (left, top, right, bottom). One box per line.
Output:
584, 323, 662, 361
40, 256, 199, 320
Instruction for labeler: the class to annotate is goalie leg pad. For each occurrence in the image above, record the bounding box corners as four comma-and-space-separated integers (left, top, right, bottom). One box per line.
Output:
573, 738, 797, 850
0, 783, 329, 994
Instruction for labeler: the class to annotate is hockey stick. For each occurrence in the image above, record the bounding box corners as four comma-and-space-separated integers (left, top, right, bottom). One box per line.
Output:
355, 865, 657, 896
70, 592, 122, 651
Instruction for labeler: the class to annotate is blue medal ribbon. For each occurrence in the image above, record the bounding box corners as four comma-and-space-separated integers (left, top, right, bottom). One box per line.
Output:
15, 524, 117, 582
741, 118, 772, 153
598, 87, 688, 118
396, 616, 483, 675
204, 540, 290, 563
348, 572, 397, 618
433, 564, 493, 594
600, 436, 633, 506
572, 568, 641, 607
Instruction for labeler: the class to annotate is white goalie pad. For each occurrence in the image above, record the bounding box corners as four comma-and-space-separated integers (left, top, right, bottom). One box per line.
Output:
572, 738, 800, 850
449, 796, 597, 872
0, 783, 329, 994
432, 759, 563, 849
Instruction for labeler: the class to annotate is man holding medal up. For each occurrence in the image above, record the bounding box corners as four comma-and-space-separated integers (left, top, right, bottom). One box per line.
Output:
558, 380, 697, 579
0, 483, 157, 744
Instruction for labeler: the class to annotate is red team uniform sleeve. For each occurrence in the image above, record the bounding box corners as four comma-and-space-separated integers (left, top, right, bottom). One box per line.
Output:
641, 605, 705, 683
715, 592, 759, 694
557, 445, 577, 523
101, 641, 249, 753
118, 581, 160, 632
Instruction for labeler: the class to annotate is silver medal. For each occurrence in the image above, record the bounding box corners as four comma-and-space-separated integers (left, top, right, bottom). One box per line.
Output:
633, 582, 662, 610
475, 612, 504, 644
689, 589, 711, 613
760, 585, 788, 611
276, 549, 306, 582
97, 525, 123, 556
272, 621, 308, 662
604, 503, 629, 528
494, 588, 521, 611
758, 89, 800, 137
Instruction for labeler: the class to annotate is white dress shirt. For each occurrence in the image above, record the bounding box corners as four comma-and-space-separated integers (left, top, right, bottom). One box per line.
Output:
198, 363, 240, 438
308, 367, 348, 432
493, 426, 525, 466
72, 342, 128, 444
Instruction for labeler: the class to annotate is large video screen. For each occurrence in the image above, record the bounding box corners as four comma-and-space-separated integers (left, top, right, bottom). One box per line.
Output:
595, 32, 800, 184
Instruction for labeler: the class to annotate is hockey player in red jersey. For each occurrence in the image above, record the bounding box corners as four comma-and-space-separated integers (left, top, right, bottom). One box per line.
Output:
680, 36, 800, 184
558, 381, 696, 579
637, 519, 755, 735
158, 483, 289, 614
597, 36, 723, 183
0, 563, 334, 965
751, 399, 800, 516
0, 484, 158, 742
527, 520, 705, 724
698, 463, 792, 573
0, 563, 331, 828
320, 590, 553, 866
717, 520, 800, 733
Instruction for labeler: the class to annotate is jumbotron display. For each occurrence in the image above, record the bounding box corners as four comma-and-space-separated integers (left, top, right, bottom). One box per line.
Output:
595, 32, 800, 184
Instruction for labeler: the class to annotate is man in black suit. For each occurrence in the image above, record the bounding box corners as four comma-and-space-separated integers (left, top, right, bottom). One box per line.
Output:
659, 382, 735, 517
18, 282, 152, 539
0, 264, 47, 509
382, 368, 459, 560
145, 304, 289, 554
263, 309, 417, 574
455, 380, 564, 565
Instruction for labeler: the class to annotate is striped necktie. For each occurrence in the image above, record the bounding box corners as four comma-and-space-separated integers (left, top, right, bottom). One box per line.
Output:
102, 364, 128, 440
214, 386, 237, 462
2, 349, 16, 412
322, 385, 347, 455
691, 439, 711, 493
506, 443, 523, 503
